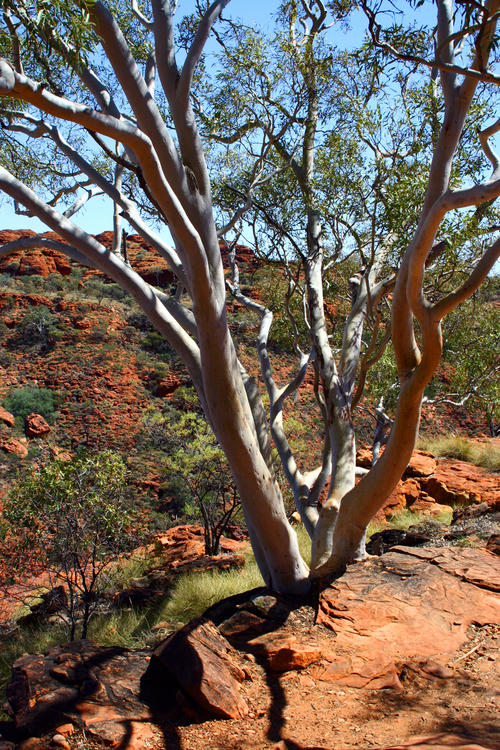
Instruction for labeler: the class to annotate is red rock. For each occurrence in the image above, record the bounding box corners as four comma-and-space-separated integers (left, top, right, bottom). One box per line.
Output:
247, 632, 322, 672
0, 437, 28, 458
150, 620, 248, 719
156, 373, 187, 397
0, 407, 15, 427
73, 317, 92, 330
219, 610, 270, 638
407, 494, 453, 517
486, 533, 500, 556
356, 448, 437, 478
6, 640, 153, 735
404, 450, 437, 477
49, 446, 72, 462
318, 547, 500, 661
25, 413, 51, 437
420, 476, 471, 506
392, 545, 500, 592
86, 719, 162, 749
54, 724, 75, 737
425, 459, 500, 510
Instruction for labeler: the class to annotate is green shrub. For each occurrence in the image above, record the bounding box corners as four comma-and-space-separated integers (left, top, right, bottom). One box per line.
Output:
3, 386, 58, 423
142, 331, 173, 358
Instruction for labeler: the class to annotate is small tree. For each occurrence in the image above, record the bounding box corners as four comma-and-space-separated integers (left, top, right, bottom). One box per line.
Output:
1, 450, 138, 639
159, 411, 240, 555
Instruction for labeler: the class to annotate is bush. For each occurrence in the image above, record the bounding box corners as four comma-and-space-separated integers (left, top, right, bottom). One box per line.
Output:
3, 386, 58, 423
14, 305, 61, 351
142, 331, 174, 359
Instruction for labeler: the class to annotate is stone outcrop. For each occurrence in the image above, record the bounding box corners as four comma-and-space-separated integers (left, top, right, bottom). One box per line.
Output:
24, 413, 51, 438
357, 447, 500, 520
155, 373, 188, 397
152, 524, 246, 573
5, 547, 500, 748
5, 640, 158, 748
247, 632, 322, 672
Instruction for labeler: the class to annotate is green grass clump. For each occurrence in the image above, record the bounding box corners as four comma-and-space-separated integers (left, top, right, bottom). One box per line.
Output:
418, 435, 500, 472
153, 554, 264, 625
387, 507, 453, 529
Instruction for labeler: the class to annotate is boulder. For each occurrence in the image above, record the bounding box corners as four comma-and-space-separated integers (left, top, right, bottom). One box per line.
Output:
0, 407, 15, 427
155, 373, 186, 397
72, 317, 92, 330
0, 437, 28, 458
25, 413, 51, 438
404, 450, 437, 478
420, 476, 472, 507
429, 459, 500, 510
149, 620, 249, 719
356, 448, 437, 478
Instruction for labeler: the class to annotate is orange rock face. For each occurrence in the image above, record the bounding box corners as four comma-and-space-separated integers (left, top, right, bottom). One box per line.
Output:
24, 413, 51, 438
318, 546, 500, 658
156, 372, 187, 397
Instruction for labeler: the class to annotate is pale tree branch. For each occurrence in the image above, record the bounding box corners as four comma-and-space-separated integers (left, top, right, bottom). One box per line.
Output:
151, 0, 179, 105
360, 0, 500, 85
0, 60, 213, 291
479, 116, 500, 174
91, 2, 186, 198
132, 0, 154, 28
177, 0, 231, 115
432, 235, 500, 319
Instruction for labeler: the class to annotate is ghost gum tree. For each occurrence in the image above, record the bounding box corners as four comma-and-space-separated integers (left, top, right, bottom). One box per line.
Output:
197, 0, 500, 571
0, 0, 498, 590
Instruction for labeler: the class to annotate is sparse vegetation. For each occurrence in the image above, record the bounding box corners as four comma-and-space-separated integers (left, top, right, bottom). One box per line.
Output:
419, 436, 500, 473
387, 507, 453, 530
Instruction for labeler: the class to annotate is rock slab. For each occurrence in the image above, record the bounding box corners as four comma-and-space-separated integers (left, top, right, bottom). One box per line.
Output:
6, 640, 155, 748
318, 546, 500, 660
